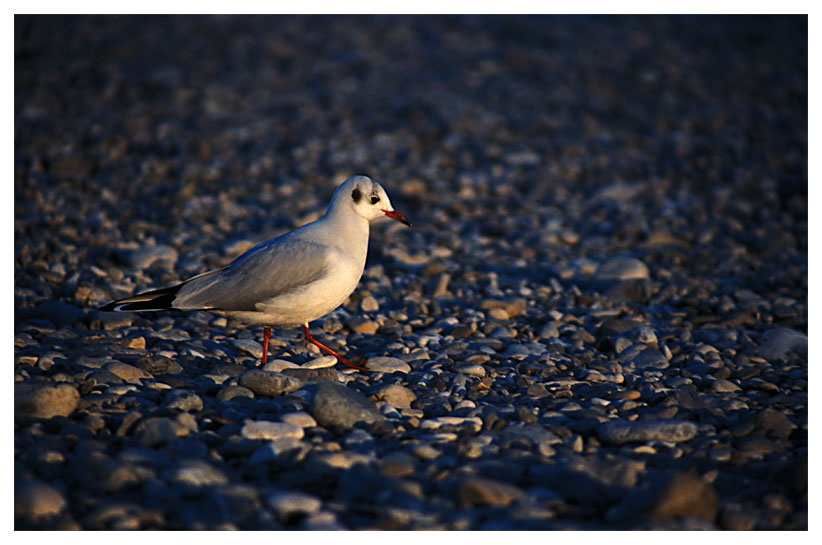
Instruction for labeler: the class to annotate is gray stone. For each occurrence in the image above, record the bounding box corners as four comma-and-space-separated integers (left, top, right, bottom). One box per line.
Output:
622, 326, 658, 346
628, 348, 669, 369
104, 361, 152, 383
263, 359, 300, 372
719, 503, 759, 531
712, 379, 741, 393
373, 383, 416, 409
163, 389, 203, 411
280, 411, 318, 428
360, 295, 379, 312
501, 423, 563, 448
249, 438, 306, 462
758, 328, 807, 361
267, 491, 322, 518
599, 418, 697, 445
537, 323, 560, 339
216, 385, 255, 402
281, 368, 342, 382
454, 363, 486, 377
754, 409, 796, 439
241, 421, 304, 440
22, 300, 85, 328
238, 369, 303, 396
301, 356, 338, 369
15, 480, 67, 518
15, 383, 80, 419
310, 382, 385, 432
87, 369, 126, 386
607, 279, 652, 303
138, 417, 183, 447
365, 357, 411, 374
595, 256, 650, 281
134, 356, 183, 375
232, 338, 263, 358
310, 450, 374, 470
83, 500, 145, 530
458, 477, 527, 507
169, 461, 228, 487
607, 471, 718, 525
128, 244, 178, 270
598, 318, 648, 339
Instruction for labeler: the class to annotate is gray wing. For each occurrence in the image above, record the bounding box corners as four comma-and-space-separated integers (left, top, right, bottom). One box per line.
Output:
172, 234, 332, 312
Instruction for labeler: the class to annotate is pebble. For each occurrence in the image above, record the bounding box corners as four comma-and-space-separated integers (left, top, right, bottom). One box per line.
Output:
263, 359, 301, 372
720, 503, 757, 531
138, 417, 185, 447
128, 244, 178, 270
282, 368, 342, 383
104, 361, 152, 383
267, 491, 322, 519
350, 319, 378, 334
607, 471, 718, 525
301, 356, 338, 369
280, 411, 318, 428
758, 328, 807, 361
312, 451, 373, 470
454, 363, 486, 377
628, 348, 669, 370
377, 451, 416, 477
232, 338, 263, 358
411, 443, 442, 461
310, 383, 385, 432
163, 389, 203, 411
15, 383, 79, 419
754, 409, 796, 439
643, 472, 718, 523
599, 419, 698, 445
249, 438, 306, 462
23, 300, 85, 328
595, 256, 650, 281
169, 461, 229, 487
15, 480, 67, 519
372, 383, 416, 409
241, 421, 305, 440
712, 379, 741, 393
135, 356, 183, 375
360, 296, 379, 312
365, 357, 411, 374
216, 385, 255, 402
458, 477, 527, 507
238, 370, 303, 396
419, 416, 482, 433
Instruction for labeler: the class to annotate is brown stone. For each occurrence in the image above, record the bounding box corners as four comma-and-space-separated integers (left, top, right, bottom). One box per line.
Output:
646, 472, 718, 523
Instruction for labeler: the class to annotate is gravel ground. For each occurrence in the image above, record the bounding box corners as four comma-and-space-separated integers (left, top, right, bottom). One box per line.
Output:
14, 15, 807, 530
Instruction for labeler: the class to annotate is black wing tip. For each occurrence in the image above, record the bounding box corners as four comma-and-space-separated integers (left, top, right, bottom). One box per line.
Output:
98, 284, 183, 313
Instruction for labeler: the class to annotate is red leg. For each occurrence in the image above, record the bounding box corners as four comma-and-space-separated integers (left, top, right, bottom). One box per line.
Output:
302, 324, 367, 371
261, 327, 271, 366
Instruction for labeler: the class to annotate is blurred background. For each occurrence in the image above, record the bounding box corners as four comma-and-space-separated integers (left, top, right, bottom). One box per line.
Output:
15, 14, 807, 322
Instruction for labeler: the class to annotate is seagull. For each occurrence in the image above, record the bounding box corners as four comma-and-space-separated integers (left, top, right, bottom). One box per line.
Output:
100, 175, 411, 371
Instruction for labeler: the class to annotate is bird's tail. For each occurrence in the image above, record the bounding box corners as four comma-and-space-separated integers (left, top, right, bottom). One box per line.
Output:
99, 283, 184, 312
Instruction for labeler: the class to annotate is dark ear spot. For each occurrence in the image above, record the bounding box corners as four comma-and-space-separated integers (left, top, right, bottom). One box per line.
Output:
351, 188, 361, 203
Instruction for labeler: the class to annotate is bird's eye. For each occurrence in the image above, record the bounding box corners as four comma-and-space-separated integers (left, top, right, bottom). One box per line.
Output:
370, 196, 380, 204
351, 188, 362, 202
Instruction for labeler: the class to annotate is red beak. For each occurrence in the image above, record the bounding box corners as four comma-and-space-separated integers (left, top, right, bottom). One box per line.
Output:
383, 209, 412, 227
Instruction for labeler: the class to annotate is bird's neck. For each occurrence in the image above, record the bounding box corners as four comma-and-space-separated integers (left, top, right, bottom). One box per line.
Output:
318, 207, 370, 258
